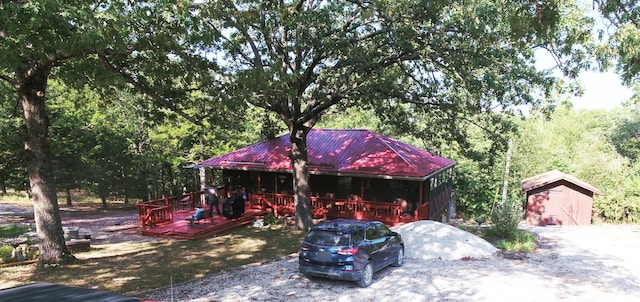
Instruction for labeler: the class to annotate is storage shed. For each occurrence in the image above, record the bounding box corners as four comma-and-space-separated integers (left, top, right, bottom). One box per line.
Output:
522, 170, 603, 226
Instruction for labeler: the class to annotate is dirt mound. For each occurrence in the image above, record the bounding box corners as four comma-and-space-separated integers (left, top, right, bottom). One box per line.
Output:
392, 220, 497, 261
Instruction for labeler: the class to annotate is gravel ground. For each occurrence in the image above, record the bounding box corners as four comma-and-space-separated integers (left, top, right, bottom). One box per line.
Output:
3, 203, 640, 301
139, 221, 640, 302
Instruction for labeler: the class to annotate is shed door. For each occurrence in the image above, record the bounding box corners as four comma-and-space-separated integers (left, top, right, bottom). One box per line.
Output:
527, 188, 563, 226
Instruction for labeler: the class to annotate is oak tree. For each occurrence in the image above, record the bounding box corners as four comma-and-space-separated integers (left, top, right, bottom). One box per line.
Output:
200, 0, 595, 231
0, 0, 204, 264
595, 0, 640, 83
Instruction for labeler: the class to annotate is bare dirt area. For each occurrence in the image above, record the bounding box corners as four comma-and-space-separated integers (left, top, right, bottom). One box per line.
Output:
0, 202, 160, 244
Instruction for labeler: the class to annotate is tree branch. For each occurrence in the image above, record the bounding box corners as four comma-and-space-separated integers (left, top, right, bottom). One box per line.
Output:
98, 53, 204, 127
207, 21, 254, 64
0, 74, 19, 89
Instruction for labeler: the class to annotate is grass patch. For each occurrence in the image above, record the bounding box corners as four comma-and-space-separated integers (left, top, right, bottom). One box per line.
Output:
0, 193, 303, 294
455, 223, 478, 234
0, 224, 32, 238
1, 191, 137, 207
455, 222, 537, 253
0, 192, 32, 204
485, 229, 537, 252
0, 224, 304, 296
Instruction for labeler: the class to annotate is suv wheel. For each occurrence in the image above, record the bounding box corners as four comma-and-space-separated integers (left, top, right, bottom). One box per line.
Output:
392, 247, 404, 267
357, 262, 374, 288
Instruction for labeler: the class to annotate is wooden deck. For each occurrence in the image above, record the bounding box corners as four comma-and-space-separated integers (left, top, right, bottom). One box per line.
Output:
137, 191, 423, 240
140, 207, 270, 240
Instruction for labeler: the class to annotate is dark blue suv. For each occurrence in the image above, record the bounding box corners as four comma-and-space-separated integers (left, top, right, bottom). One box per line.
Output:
298, 219, 405, 287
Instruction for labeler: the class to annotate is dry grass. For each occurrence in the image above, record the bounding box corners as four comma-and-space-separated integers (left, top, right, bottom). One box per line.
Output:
1, 224, 304, 295
0, 195, 306, 296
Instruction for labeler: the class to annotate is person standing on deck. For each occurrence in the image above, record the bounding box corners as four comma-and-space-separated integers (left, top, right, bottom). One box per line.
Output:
241, 187, 248, 202
233, 187, 245, 218
205, 184, 220, 217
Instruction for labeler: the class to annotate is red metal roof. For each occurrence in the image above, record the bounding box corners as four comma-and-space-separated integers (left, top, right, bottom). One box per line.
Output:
521, 170, 603, 195
199, 129, 455, 180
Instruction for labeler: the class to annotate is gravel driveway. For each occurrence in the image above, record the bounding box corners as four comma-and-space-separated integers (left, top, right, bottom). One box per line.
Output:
3, 203, 639, 301
140, 223, 640, 302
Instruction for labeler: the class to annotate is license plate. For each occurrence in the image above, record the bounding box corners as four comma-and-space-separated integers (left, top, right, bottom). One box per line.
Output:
317, 250, 332, 262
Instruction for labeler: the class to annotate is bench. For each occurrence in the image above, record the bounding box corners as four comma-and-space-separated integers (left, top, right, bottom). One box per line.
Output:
178, 195, 190, 211
66, 239, 91, 252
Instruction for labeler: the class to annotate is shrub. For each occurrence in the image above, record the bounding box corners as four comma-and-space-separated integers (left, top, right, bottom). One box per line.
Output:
262, 212, 280, 225
25, 245, 40, 260
594, 194, 640, 223
487, 199, 523, 240
0, 245, 13, 263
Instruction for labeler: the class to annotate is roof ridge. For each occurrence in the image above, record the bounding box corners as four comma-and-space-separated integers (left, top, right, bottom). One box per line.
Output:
372, 132, 419, 171
313, 128, 371, 132
521, 170, 603, 195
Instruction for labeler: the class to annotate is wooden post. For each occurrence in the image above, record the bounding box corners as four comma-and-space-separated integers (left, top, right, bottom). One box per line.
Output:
258, 172, 262, 192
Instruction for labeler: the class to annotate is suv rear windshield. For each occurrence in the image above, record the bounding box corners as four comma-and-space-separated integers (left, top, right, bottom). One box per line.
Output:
305, 230, 351, 246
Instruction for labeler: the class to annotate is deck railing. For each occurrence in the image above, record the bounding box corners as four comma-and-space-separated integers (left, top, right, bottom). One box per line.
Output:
329, 200, 402, 223
251, 193, 296, 217
137, 191, 406, 227
251, 193, 403, 223
137, 198, 174, 227
135, 192, 204, 227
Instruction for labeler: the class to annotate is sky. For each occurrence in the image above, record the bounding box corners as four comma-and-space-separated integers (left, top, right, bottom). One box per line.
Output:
570, 70, 634, 110
536, 48, 634, 111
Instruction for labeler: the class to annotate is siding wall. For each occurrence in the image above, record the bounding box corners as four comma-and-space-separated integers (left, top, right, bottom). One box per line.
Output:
526, 180, 594, 226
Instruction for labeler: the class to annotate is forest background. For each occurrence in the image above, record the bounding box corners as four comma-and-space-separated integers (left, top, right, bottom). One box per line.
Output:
2, 77, 639, 224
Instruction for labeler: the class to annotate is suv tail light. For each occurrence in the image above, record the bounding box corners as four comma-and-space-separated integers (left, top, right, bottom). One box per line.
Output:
300, 243, 309, 251
337, 247, 358, 255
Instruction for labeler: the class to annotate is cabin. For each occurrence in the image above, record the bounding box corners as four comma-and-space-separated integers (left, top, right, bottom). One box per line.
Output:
198, 129, 455, 225
522, 170, 603, 226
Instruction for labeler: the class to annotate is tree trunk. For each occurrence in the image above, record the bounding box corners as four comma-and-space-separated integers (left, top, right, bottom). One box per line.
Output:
65, 186, 72, 206
0, 177, 6, 194
290, 126, 313, 232
18, 65, 75, 265
99, 188, 108, 210
140, 165, 150, 201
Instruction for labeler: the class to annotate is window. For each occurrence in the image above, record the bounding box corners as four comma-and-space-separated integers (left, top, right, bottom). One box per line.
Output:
353, 229, 365, 244
365, 226, 380, 240
376, 224, 392, 237
305, 230, 351, 246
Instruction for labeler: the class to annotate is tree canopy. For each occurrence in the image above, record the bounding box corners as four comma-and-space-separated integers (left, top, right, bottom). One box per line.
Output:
193, 0, 596, 230
0, 0, 215, 265
0, 0, 629, 264
596, 0, 640, 83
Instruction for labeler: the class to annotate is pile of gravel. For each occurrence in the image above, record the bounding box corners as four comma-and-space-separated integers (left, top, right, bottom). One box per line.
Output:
391, 220, 497, 261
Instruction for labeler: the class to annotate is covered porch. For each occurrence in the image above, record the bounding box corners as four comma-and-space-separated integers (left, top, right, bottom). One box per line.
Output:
232, 169, 453, 225
200, 129, 455, 225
